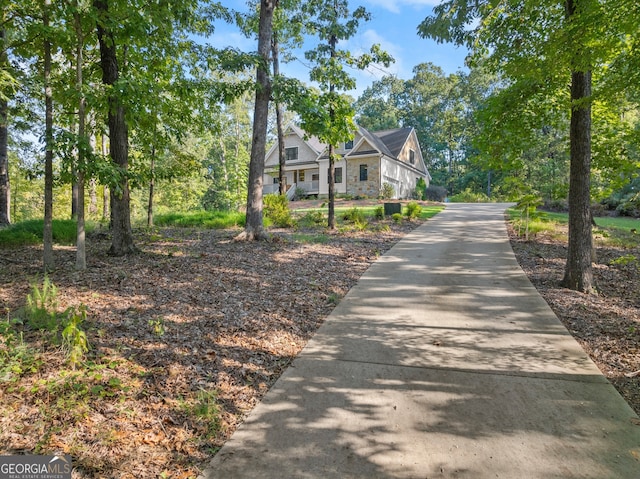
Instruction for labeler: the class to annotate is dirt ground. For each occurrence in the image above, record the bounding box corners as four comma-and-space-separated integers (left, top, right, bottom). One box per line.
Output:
0, 203, 638, 478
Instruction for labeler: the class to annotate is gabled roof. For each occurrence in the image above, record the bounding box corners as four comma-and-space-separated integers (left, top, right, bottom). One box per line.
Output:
346, 126, 413, 160
286, 124, 326, 155
276, 123, 420, 170
372, 127, 413, 158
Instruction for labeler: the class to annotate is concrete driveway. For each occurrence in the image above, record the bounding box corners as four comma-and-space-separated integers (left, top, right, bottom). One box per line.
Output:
200, 203, 640, 478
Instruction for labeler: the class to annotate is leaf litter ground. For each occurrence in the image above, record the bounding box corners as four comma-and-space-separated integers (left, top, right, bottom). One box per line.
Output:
0, 213, 420, 478
1, 209, 638, 478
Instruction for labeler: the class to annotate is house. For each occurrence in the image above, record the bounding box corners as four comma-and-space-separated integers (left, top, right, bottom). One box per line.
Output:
263, 123, 431, 199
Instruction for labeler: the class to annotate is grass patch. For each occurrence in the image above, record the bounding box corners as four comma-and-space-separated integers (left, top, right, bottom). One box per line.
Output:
416, 205, 444, 220
154, 211, 245, 229
508, 208, 640, 247
0, 220, 96, 246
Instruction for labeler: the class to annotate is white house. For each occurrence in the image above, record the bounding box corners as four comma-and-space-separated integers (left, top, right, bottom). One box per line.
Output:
263, 123, 431, 199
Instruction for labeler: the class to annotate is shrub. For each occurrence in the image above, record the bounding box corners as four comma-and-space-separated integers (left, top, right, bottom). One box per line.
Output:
263, 194, 296, 228
415, 178, 427, 200
514, 194, 543, 240
448, 188, 490, 203
380, 183, 395, 200
374, 206, 384, 220
342, 207, 368, 230
342, 207, 366, 224
25, 276, 60, 332
62, 305, 90, 368
405, 202, 422, 220
392, 213, 403, 224
616, 192, 640, 218
294, 187, 306, 200
299, 210, 325, 227
425, 185, 448, 202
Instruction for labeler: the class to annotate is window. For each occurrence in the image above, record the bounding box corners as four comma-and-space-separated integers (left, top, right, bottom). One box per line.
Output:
285, 147, 298, 161
344, 140, 354, 150
327, 167, 343, 183
299, 170, 305, 182
409, 149, 416, 165
359, 164, 368, 181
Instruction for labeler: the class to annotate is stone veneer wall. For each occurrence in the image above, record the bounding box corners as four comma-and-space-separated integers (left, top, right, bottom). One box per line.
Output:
346, 158, 379, 198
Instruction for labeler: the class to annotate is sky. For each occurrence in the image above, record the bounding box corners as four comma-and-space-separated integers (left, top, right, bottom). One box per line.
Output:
210, 0, 469, 98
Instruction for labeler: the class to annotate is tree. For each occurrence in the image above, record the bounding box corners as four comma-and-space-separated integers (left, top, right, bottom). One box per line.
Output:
236, 0, 277, 241
354, 64, 494, 196
0, 26, 11, 226
94, 0, 136, 256
202, 91, 252, 212
72, 0, 88, 270
419, 0, 629, 293
354, 75, 404, 131
296, 0, 392, 228
43, 0, 55, 271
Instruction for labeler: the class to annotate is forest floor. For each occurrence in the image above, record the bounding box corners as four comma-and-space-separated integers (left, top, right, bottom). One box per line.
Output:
0, 202, 638, 478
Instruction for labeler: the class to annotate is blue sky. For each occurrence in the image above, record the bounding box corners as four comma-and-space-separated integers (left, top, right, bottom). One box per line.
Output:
210, 0, 468, 97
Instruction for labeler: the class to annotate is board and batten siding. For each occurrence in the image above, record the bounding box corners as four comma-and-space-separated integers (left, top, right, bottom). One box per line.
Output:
381, 157, 429, 199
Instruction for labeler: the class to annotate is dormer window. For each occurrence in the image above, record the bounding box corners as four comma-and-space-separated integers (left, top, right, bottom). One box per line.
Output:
285, 147, 298, 161
344, 140, 354, 150
409, 149, 416, 165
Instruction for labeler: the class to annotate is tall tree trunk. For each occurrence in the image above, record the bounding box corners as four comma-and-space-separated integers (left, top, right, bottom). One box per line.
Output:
43, 0, 54, 271
328, 144, 336, 229
562, 69, 594, 293
0, 29, 10, 226
218, 136, 230, 210
89, 177, 97, 216
0, 97, 9, 226
237, 0, 277, 241
327, 30, 337, 230
562, 0, 594, 293
88, 133, 98, 217
71, 164, 78, 218
147, 147, 155, 228
74, 5, 86, 270
272, 31, 286, 196
101, 133, 109, 222
95, 0, 136, 255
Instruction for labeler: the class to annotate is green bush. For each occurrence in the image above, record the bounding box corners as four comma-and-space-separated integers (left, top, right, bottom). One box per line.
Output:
342, 207, 365, 224
616, 192, 640, 218
415, 178, 427, 200
374, 206, 384, 220
25, 276, 60, 332
425, 185, 447, 202
392, 213, 403, 224
264, 194, 296, 228
380, 183, 395, 200
405, 202, 422, 220
448, 188, 490, 203
299, 210, 325, 227
61, 305, 89, 368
